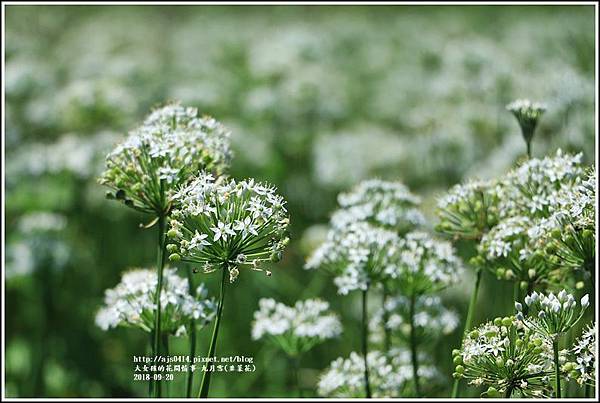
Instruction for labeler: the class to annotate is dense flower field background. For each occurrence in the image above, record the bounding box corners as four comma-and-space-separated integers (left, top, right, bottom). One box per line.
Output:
4, 5, 596, 398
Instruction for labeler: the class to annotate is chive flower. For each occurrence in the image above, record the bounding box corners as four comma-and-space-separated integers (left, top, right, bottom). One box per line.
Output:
251, 298, 342, 356
95, 268, 217, 336
99, 103, 232, 215
332, 179, 425, 234
506, 99, 546, 156
455, 318, 554, 397
166, 172, 290, 282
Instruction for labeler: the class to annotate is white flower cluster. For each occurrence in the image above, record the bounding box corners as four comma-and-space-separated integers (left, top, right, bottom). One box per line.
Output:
167, 173, 290, 282
251, 298, 341, 356
370, 295, 459, 343
496, 150, 584, 219
389, 231, 463, 295
95, 268, 217, 336
305, 221, 401, 295
435, 179, 499, 240
318, 349, 438, 398
477, 150, 588, 284
569, 322, 596, 386
457, 318, 554, 397
99, 102, 232, 214
516, 290, 589, 338
332, 179, 425, 234
554, 168, 595, 230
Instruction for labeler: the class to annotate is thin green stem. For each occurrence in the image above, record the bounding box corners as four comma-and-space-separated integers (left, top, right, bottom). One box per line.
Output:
186, 268, 197, 398
152, 215, 167, 398
409, 292, 421, 397
149, 332, 155, 397
198, 267, 227, 398
361, 289, 372, 398
526, 140, 532, 159
162, 333, 170, 398
553, 338, 561, 398
452, 267, 483, 398
292, 355, 302, 397
382, 283, 391, 352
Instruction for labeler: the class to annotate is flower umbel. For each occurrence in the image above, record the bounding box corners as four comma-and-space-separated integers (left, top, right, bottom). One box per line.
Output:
435, 179, 499, 241
95, 268, 217, 336
506, 99, 546, 154
455, 318, 554, 397
251, 298, 342, 356
167, 173, 290, 282
318, 349, 438, 398
517, 290, 589, 338
99, 102, 232, 215
333, 179, 425, 234
564, 322, 596, 387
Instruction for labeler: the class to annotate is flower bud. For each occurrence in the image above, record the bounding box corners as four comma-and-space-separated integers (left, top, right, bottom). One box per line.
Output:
515, 302, 523, 312
168, 253, 181, 262
455, 365, 464, 374
453, 356, 462, 365
581, 294, 589, 308
502, 317, 513, 327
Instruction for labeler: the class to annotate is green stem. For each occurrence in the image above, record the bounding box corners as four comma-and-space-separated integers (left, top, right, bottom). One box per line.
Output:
553, 338, 561, 398
292, 355, 302, 397
361, 289, 372, 398
198, 267, 227, 398
409, 292, 421, 397
162, 333, 170, 398
149, 332, 155, 397
186, 268, 197, 398
452, 267, 483, 398
152, 215, 167, 398
382, 283, 391, 352
526, 140, 532, 159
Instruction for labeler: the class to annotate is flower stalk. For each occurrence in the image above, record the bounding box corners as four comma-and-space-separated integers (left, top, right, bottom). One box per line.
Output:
361, 289, 372, 398
198, 266, 227, 398
409, 292, 421, 397
152, 213, 167, 397
553, 338, 561, 398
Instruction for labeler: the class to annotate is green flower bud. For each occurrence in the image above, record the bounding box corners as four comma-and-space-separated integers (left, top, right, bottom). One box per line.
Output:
502, 317, 513, 327
452, 372, 462, 379
486, 387, 499, 398
505, 269, 515, 280
167, 229, 179, 238
452, 349, 461, 357
496, 268, 506, 279
469, 330, 479, 339
550, 228, 561, 240
166, 244, 178, 253
576, 281, 585, 290
528, 268, 536, 279
270, 251, 282, 262
583, 229, 594, 242
168, 253, 181, 262
520, 281, 529, 291
494, 317, 503, 326
453, 356, 463, 365
455, 365, 464, 374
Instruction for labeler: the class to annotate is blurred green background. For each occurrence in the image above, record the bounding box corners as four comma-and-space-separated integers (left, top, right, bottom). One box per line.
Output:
4, 5, 596, 398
